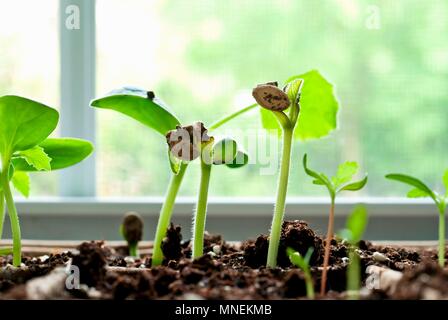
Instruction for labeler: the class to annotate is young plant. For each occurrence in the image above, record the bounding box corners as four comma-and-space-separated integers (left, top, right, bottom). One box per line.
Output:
166, 122, 248, 259
255, 70, 339, 268
120, 212, 144, 257
0, 95, 94, 266
92, 88, 255, 266
386, 171, 448, 267
337, 205, 368, 300
303, 154, 368, 295
287, 247, 315, 299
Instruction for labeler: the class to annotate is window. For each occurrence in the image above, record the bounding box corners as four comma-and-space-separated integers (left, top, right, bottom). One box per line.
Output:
1, 0, 447, 200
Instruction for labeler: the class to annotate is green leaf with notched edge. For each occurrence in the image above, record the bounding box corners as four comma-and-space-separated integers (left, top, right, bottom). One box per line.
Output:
0, 95, 59, 154
443, 169, 448, 196
91, 88, 180, 136
16, 146, 51, 171
225, 150, 249, 169
260, 71, 339, 140
338, 175, 368, 192
332, 161, 358, 188
12, 171, 30, 198
12, 138, 93, 171
407, 188, 429, 198
303, 154, 334, 194
385, 173, 437, 202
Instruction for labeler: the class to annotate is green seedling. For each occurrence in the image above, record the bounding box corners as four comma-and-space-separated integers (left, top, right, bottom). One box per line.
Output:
337, 205, 368, 300
0, 95, 94, 266
386, 171, 448, 267
255, 70, 339, 268
303, 154, 367, 295
287, 247, 315, 299
120, 212, 144, 257
92, 87, 255, 266
166, 123, 248, 259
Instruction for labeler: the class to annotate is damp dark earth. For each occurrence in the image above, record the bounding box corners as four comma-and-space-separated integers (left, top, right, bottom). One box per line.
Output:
0, 221, 447, 300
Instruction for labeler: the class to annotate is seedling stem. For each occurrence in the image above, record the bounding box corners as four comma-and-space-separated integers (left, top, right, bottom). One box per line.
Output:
192, 160, 212, 259
2, 157, 21, 266
320, 198, 335, 296
152, 163, 188, 266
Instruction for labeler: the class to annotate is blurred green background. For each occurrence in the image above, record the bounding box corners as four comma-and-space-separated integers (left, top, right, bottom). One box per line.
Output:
1, 0, 447, 198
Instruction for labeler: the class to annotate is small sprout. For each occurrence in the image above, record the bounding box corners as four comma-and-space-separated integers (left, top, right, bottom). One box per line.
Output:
303, 154, 367, 295
337, 205, 368, 300
287, 247, 315, 299
0, 95, 94, 266
252, 82, 291, 111
386, 171, 448, 267
120, 212, 144, 257
256, 71, 339, 269
92, 87, 257, 267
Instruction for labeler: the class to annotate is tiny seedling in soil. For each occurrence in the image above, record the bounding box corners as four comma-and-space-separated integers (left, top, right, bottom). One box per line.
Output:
287, 247, 315, 299
337, 205, 368, 300
0, 95, 94, 266
255, 70, 339, 268
303, 154, 367, 295
386, 171, 448, 267
120, 212, 144, 257
92, 87, 254, 266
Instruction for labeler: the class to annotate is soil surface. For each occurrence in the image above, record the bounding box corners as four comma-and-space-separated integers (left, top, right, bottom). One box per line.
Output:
0, 220, 447, 300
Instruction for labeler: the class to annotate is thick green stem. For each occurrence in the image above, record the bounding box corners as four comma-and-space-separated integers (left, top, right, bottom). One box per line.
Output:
151, 163, 187, 267
1, 159, 21, 267
266, 127, 294, 268
129, 243, 138, 258
347, 246, 360, 300
439, 209, 445, 267
0, 191, 5, 239
192, 160, 212, 259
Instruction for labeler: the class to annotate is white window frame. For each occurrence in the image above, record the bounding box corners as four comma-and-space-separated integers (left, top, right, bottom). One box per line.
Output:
11, 0, 437, 238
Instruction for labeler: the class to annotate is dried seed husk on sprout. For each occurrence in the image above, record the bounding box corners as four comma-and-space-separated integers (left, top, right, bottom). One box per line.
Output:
252, 82, 291, 111
166, 122, 212, 162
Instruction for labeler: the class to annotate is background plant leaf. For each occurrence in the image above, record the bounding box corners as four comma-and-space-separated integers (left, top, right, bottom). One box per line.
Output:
91, 88, 180, 136
345, 205, 368, 244
332, 161, 358, 188
287, 248, 307, 270
338, 175, 368, 192
12, 138, 93, 171
260, 70, 339, 140
443, 169, 448, 196
385, 173, 436, 202
16, 146, 51, 171
12, 171, 30, 198
0, 95, 59, 154
303, 154, 335, 195
407, 188, 429, 198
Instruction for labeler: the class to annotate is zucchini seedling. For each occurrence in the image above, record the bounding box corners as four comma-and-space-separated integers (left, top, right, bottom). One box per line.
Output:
120, 212, 144, 257
92, 87, 255, 266
255, 70, 339, 268
303, 154, 367, 295
287, 247, 315, 299
337, 205, 368, 300
0, 95, 94, 266
167, 123, 248, 259
386, 171, 448, 267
